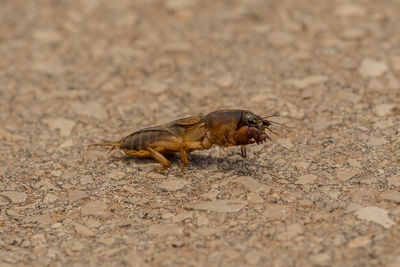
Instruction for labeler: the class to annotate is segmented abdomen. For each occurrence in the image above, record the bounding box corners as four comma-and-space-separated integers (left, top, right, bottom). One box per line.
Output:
121, 126, 172, 151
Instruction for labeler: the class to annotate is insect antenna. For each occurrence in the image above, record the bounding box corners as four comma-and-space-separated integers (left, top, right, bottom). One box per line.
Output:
262, 113, 280, 119
265, 127, 280, 136
267, 120, 293, 128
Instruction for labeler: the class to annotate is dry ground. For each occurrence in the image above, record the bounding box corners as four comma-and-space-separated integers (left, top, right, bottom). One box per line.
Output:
0, 0, 399, 266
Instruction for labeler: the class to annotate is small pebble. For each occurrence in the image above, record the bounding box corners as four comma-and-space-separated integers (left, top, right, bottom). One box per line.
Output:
355, 206, 395, 228
359, 58, 388, 77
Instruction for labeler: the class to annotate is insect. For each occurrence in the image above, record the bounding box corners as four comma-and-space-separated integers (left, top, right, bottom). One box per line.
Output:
90, 109, 283, 171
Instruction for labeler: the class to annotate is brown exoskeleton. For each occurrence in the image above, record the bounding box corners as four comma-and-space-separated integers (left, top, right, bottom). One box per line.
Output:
90, 109, 282, 171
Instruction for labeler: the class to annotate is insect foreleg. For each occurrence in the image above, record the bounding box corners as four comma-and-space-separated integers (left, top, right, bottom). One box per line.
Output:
184, 136, 213, 151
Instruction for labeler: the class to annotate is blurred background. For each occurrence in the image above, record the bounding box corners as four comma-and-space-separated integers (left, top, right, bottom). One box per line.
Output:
1, 0, 399, 137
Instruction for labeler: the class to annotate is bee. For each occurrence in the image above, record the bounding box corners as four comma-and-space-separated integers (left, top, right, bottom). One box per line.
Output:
90, 109, 283, 171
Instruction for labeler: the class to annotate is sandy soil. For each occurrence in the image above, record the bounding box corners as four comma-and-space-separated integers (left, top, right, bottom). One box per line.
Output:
0, 0, 399, 266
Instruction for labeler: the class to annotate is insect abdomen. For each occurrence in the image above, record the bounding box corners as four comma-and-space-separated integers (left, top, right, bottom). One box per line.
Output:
121, 127, 171, 151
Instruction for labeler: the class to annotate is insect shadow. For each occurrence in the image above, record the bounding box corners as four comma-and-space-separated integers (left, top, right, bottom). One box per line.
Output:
117, 152, 269, 175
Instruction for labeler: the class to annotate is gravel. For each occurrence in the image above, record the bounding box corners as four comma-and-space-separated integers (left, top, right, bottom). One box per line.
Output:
0, 0, 399, 266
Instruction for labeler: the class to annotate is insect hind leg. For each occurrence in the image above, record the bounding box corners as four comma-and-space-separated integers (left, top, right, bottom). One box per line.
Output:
122, 149, 151, 158
148, 147, 171, 171
149, 137, 188, 172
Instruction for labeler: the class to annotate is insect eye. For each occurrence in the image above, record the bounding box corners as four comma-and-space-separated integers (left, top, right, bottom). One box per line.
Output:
248, 117, 257, 125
